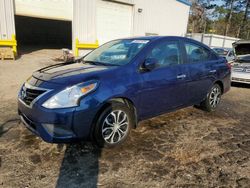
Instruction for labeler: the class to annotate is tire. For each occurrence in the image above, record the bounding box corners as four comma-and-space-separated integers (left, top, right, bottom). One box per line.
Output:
94, 102, 133, 148
200, 84, 222, 112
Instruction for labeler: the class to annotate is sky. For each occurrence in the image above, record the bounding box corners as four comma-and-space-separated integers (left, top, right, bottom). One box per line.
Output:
214, 0, 224, 6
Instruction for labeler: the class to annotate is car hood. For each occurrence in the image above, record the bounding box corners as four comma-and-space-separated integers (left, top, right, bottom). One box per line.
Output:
32, 62, 112, 85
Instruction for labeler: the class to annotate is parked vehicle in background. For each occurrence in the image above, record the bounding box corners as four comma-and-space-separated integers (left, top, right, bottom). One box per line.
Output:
213, 47, 235, 63
18, 36, 231, 147
231, 40, 250, 84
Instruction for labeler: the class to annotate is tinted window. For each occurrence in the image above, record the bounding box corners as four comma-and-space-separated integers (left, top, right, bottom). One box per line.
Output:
147, 41, 181, 68
185, 43, 214, 63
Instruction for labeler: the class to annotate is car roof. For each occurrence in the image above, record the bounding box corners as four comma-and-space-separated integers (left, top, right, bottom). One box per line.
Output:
118, 36, 213, 50
213, 47, 232, 51
121, 36, 189, 41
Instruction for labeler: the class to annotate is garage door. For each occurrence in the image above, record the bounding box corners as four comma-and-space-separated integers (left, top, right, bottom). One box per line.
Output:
14, 0, 73, 21
97, 0, 133, 45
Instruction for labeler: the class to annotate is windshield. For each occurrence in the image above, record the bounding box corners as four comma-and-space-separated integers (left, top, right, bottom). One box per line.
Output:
83, 39, 149, 66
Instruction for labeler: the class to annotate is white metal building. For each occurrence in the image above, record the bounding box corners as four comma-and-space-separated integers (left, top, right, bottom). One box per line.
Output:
186, 33, 240, 49
0, 0, 191, 56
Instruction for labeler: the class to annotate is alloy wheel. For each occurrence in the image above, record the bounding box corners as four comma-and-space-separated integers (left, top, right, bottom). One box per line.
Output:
102, 110, 129, 144
209, 86, 221, 108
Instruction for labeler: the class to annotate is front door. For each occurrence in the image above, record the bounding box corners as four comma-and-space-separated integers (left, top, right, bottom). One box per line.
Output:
138, 40, 189, 119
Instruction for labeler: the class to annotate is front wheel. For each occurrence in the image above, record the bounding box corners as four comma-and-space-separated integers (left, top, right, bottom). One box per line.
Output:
200, 84, 222, 112
94, 102, 132, 147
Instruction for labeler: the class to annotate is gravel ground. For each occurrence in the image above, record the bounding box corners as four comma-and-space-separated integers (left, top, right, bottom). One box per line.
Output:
0, 49, 250, 188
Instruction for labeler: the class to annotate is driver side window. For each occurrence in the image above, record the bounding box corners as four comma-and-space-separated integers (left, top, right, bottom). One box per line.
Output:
147, 41, 181, 68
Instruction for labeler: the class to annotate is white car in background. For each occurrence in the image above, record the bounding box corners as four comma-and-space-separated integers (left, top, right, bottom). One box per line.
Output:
231, 40, 250, 84
213, 47, 235, 63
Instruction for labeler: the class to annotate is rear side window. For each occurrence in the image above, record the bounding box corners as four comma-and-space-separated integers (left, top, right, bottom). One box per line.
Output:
147, 41, 181, 68
185, 43, 216, 63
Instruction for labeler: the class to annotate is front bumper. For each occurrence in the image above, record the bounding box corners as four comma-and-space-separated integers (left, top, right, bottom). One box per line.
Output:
231, 72, 250, 84
19, 112, 78, 143
18, 98, 100, 143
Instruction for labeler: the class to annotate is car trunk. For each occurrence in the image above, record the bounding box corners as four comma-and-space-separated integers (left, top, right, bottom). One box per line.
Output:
232, 42, 250, 66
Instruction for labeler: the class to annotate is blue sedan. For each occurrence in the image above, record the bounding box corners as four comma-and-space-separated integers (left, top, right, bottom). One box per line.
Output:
18, 36, 231, 147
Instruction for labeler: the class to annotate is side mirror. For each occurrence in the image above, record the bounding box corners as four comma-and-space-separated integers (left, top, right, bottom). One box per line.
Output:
143, 58, 160, 71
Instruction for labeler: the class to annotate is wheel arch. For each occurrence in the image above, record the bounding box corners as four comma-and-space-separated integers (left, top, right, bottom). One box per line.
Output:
214, 80, 224, 94
91, 97, 138, 138
107, 97, 138, 128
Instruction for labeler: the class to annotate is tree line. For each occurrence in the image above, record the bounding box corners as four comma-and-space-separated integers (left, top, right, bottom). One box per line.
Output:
188, 0, 250, 39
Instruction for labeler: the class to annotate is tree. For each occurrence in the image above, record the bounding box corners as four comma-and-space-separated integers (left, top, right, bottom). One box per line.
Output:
187, 0, 216, 33
187, 0, 250, 39
238, 0, 250, 38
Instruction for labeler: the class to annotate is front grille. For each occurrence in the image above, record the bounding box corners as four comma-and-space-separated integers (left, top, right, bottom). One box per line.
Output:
20, 84, 47, 106
20, 113, 36, 131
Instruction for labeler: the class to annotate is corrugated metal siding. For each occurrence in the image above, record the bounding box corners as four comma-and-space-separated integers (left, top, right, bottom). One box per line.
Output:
133, 0, 190, 36
73, 0, 190, 55
73, 0, 96, 44
0, 0, 15, 40
73, 0, 97, 55
73, 0, 190, 43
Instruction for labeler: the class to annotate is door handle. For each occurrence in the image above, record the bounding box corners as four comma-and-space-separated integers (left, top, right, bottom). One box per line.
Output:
177, 74, 186, 79
209, 70, 217, 73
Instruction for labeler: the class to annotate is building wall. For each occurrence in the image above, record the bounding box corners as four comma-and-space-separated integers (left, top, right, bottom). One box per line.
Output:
74, 0, 191, 55
133, 0, 190, 37
73, 0, 97, 44
1, 0, 190, 54
73, 0, 190, 41
0, 0, 15, 40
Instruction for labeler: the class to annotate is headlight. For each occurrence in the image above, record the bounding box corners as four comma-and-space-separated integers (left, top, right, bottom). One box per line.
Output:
42, 82, 98, 109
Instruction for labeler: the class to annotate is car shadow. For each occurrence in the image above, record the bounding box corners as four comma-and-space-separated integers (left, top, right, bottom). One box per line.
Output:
55, 142, 101, 188
231, 82, 250, 89
0, 118, 20, 137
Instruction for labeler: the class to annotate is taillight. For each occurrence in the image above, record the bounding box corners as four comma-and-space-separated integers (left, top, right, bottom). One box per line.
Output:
226, 62, 232, 70
224, 59, 232, 70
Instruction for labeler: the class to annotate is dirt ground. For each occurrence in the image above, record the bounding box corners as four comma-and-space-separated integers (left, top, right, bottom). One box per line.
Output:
0, 49, 250, 188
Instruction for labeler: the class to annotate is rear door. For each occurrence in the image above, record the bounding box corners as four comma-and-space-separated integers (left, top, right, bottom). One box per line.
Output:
138, 39, 189, 119
182, 41, 218, 104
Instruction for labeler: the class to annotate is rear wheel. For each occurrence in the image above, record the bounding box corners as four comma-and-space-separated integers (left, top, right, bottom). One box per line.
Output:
200, 84, 222, 112
94, 102, 132, 147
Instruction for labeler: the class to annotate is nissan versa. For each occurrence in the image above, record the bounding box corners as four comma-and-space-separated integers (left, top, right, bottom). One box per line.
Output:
18, 36, 231, 147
